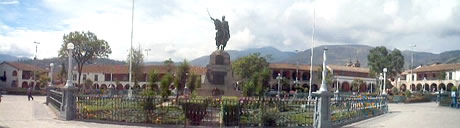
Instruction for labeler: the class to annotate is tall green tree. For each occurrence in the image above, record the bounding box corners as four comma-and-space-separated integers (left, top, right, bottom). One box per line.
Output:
232, 53, 270, 81
147, 69, 160, 91
160, 73, 173, 98
351, 79, 364, 93
127, 46, 144, 87
368, 46, 404, 78
233, 53, 270, 96
186, 73, 198, 93
164, 58, 174, 74
58, 31, 111, 86
176, 59, 190, 96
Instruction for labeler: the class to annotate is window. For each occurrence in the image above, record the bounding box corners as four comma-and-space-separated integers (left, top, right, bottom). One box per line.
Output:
94, 75, 98, 81
449, 72, 453, 80
73, 74, 77, 81
11, 80, 17, 87
12, 71, 17, 76
83, 74, 87, 81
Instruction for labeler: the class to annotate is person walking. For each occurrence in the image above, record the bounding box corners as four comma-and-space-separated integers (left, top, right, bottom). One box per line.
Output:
27, 87, 34, 101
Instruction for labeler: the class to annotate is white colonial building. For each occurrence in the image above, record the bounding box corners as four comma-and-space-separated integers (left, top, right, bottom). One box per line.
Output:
70, 65, 206, 90
397, 63, 460, 92
0, 62, 47, 89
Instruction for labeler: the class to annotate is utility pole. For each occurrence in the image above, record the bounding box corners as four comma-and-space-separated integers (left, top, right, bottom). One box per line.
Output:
34, 41, 40, 60
144, 48, 151, 61
308, 8, 315, 100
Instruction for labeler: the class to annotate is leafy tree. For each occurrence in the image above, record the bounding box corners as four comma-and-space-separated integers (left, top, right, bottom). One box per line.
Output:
84, 79, 93, 89
58, 31, 111, 86
163, 58, 174, 73
351, 79, 364, 93
147, 69, 160, 92
232, 53, 270, 81
186, 73, 198, 93
35, 71, 50, 89
392, 87, 399, 95
195, 76, 202, 89
160, 73, 173, 98
368, 46, 404, 78
127, 46, 144, 87
242, 81, 256, 97
176, 59, 190, 95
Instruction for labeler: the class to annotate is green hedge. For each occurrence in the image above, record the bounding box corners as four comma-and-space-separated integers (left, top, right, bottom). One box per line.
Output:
181, 100, 209, 125
222, 103, 240, 126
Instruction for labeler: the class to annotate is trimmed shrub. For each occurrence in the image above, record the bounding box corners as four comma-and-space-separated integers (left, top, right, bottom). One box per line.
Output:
405, 90, 412, 98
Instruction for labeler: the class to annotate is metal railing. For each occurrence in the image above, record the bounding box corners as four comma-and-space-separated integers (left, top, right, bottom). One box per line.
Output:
49, 89, 64, 111
76, 95, 316, 127
330, 95, 387, 127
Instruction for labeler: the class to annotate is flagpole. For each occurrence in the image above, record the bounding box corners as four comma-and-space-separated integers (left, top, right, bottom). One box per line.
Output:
308, 8, 315, 100
128, 0, 134, 98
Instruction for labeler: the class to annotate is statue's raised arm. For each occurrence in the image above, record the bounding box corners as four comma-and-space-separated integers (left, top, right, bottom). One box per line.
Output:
207, 9, 215, 21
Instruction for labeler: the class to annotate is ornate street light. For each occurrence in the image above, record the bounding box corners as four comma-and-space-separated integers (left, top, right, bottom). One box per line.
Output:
65, 43, 74, 87
382, 68, 388, 95
276, 73, 282, 98
49, 63, 54, 87
379, 73, 383, 95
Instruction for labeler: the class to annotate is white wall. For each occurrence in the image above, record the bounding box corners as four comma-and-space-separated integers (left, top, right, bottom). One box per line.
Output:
0, 63, 18, 88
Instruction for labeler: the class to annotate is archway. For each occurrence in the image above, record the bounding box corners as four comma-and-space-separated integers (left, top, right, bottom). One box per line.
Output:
272, 71, 280, 79
430, 83, 437, 92
359, 82, 367, 93
410, 84, 416, 91
125, 84, 130, 90
302, 84, 309, 93
312, 84, 319, 92
439, 83, 446, 91
133, 84, 141, 89
100, 84, 106, 89
424, 83, 430, 92
416, 84, 422, 91
101, 84, 107, 89
447, 83, 454, 91
142, 84, 146, 89
332, 81, 339, 91
302, 72, 309, 81
22, 81, 28, 88
342, 82, 350, 92
116, 84, 124, 90
282, 71, 290, 80
400, 84, 407, 92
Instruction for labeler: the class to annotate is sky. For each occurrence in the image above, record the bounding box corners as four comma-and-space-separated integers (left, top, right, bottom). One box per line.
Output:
0, 0, 459, 62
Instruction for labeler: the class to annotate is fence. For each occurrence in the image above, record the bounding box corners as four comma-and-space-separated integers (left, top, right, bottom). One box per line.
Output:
330, 95, 387, 127
48, 89, 64, 111
75, 96, 316, 127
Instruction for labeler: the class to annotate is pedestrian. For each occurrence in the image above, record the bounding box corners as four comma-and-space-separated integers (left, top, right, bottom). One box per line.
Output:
27, 87, 34, 101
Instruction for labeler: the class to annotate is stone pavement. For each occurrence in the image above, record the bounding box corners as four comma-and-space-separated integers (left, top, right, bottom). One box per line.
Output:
0, 95, 149, 128
345, 102, 460, 128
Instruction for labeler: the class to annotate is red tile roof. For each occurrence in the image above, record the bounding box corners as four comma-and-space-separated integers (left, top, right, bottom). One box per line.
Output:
328, 65, 369, 73
81, 65, 206, 75
1, 62, 47, 72
411, 63, 460, 73
269, 63, 320, 71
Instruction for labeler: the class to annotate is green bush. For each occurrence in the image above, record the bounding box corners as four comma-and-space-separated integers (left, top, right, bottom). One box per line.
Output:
262, 111, 278, 126
222, 103, 240, 126
405, 90, 412, 98
182, 100, 209, 125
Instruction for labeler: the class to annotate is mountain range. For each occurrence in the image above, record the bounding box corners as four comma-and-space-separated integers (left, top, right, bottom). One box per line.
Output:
1, 44, 460, 69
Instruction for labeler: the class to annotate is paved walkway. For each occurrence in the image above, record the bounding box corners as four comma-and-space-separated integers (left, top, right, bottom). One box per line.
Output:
0, 95, 148, 128
345, 102, 460, 128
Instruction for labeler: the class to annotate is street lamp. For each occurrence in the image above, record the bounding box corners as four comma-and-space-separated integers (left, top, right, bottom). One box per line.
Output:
65, 43, 74, 87
410, 45, 416, 82
379, 73, 383, 95
382, 68, 388, 95
49, 63, 54, 87
276, 73, 282, 98
34, 41, 40, 60
335, 78, 339, 93
144, 49, 151, 61
295, 50, 299, 91
423, 77, 427, 93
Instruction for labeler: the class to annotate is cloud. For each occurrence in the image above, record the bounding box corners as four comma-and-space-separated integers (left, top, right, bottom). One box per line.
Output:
0, 0, 19, 5
0, 0, 459, 62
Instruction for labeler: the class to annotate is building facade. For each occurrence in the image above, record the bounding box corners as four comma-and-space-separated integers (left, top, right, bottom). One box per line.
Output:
397, 63, 460, 92
0, 62, 47, 89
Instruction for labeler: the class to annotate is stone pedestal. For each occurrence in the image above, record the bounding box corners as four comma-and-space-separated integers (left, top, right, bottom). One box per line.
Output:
197, 50, 239, 97
60, 86, 77, 120
313, 91, 332, 128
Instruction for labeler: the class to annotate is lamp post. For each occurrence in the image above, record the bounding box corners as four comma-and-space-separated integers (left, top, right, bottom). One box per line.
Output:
410, 45, 416, 82
423, 77, 427, 93
382, 68, 388, 95
276, 73, 282, 98
295, 49, 299, 93
144, 48, 151, 61
335, 78, 339, 93
49, 63, 54, 87
65, 43, 74, 87
379, 73, 383, 95
33, 41, 40, 60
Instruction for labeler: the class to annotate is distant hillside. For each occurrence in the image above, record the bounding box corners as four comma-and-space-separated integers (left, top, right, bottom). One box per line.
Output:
0, 54, 30, 62
191, 44, 460, 69
190, 46, 296, 66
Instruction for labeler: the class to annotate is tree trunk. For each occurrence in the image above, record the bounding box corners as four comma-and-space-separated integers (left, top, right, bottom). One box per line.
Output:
77, 64, 83, 89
